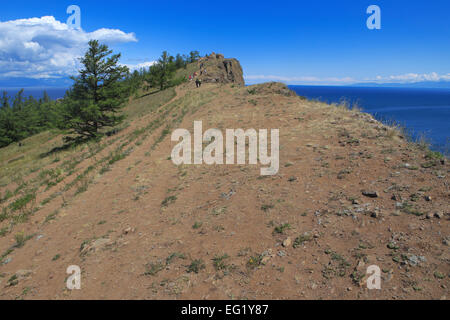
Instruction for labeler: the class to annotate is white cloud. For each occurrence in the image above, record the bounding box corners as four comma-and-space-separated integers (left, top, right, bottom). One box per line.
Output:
246, 72, 450, 85
0, 16, 137, 80
124, 61, 156, 72
368, 72, 450, 83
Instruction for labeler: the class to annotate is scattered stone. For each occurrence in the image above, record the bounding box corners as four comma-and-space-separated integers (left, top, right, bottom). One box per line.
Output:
16, 269, 33, 280
261, 249, 275, 265
282, 238, 292, 247
261, 256, 271, 265
426, 213, 433, 220
80, 238, 112, 256
123, 227, 136, 235
277, 250, 286, 257
220, 189, 235, 200
406, 255, 426, 266
434, 212, 444, 219
362, 190, 379, 198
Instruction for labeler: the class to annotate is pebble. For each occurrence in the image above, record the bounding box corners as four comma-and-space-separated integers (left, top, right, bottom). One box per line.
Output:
434, 212, 444, 219
282, 238, 292, 247
362, 190, 379, 198
277, 250, 286, 257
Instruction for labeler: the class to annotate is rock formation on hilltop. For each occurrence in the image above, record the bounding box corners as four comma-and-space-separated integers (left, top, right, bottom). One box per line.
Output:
196, 52, 245, 86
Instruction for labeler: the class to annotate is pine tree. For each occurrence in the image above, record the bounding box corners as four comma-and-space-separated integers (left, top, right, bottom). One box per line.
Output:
189, 51, 200, 63
0, 93, 15, 147
147, 51, 176, 91
62, 40, 129, 140
1, 91, 9, 109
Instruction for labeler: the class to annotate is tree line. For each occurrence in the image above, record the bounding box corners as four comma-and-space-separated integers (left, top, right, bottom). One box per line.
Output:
0, 41, 201, 148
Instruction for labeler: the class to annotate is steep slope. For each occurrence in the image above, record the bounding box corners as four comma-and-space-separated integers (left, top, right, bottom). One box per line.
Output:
0, 79, 448, 300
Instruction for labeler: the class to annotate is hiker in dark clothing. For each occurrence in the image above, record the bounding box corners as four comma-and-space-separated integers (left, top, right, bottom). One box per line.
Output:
195, 79, 201, 88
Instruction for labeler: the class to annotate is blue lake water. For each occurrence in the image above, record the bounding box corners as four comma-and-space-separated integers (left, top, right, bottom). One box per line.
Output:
2, 86, 449, 155
289, 85, 450, 155
1, 88, 68, 101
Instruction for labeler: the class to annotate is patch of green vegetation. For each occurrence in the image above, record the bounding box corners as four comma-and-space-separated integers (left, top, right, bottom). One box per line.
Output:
166, 252, 186, 265
425, 151, 444, 160
351, 270, 365, 285
7, 274, 18, 287
212, 206, 227, 216
261, 204, 274, 212
0, 190, 13, 203
421, 161, 437, 169
212, 254, 230, 271
293, 232, 312, 248
387, 242, 400, 250
108, 151, 127, 165
434, 271, 446, 279
144, 261, 165, 276
273, 223, 291, 235
52, 254, 61, 261
247, 254, 263, 270
192, 221, 203, 229
161, 195, 177, 207
14, 232, 33, 248
0, 226, 9, 237
9, 192, 35, 212
44, 210, 59, 223
11, 208, 36, 224
399, 201, 424, 216
0, 208, 8, 222
322, 250, 351, 279
187, 259, 205, 274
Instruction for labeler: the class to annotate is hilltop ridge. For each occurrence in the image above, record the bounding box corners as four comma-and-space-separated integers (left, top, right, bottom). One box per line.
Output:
0, 57, 448, 300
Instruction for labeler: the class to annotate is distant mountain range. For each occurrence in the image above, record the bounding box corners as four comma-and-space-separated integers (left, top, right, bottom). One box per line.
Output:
350, 81, 450, 89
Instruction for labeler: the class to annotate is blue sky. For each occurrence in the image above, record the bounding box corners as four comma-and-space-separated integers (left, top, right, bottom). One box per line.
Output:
1, 0, 449, 86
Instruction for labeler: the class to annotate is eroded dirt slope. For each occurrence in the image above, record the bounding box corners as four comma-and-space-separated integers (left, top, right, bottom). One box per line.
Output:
0, 82, 448, 300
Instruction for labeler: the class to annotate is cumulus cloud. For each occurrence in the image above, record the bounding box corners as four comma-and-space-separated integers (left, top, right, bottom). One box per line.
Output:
369, 72, 450, 83
124, 61, 156, 72
0, 16, 137, 80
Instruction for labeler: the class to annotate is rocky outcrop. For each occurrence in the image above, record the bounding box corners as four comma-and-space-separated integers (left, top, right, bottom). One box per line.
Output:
197, 53, 245, 86
246, 82, 298, 97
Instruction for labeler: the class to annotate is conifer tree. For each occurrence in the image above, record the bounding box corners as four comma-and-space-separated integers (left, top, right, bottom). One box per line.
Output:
62, 40, 129, 140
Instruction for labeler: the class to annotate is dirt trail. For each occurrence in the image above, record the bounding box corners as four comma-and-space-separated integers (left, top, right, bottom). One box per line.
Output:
0, 82, 448, 300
